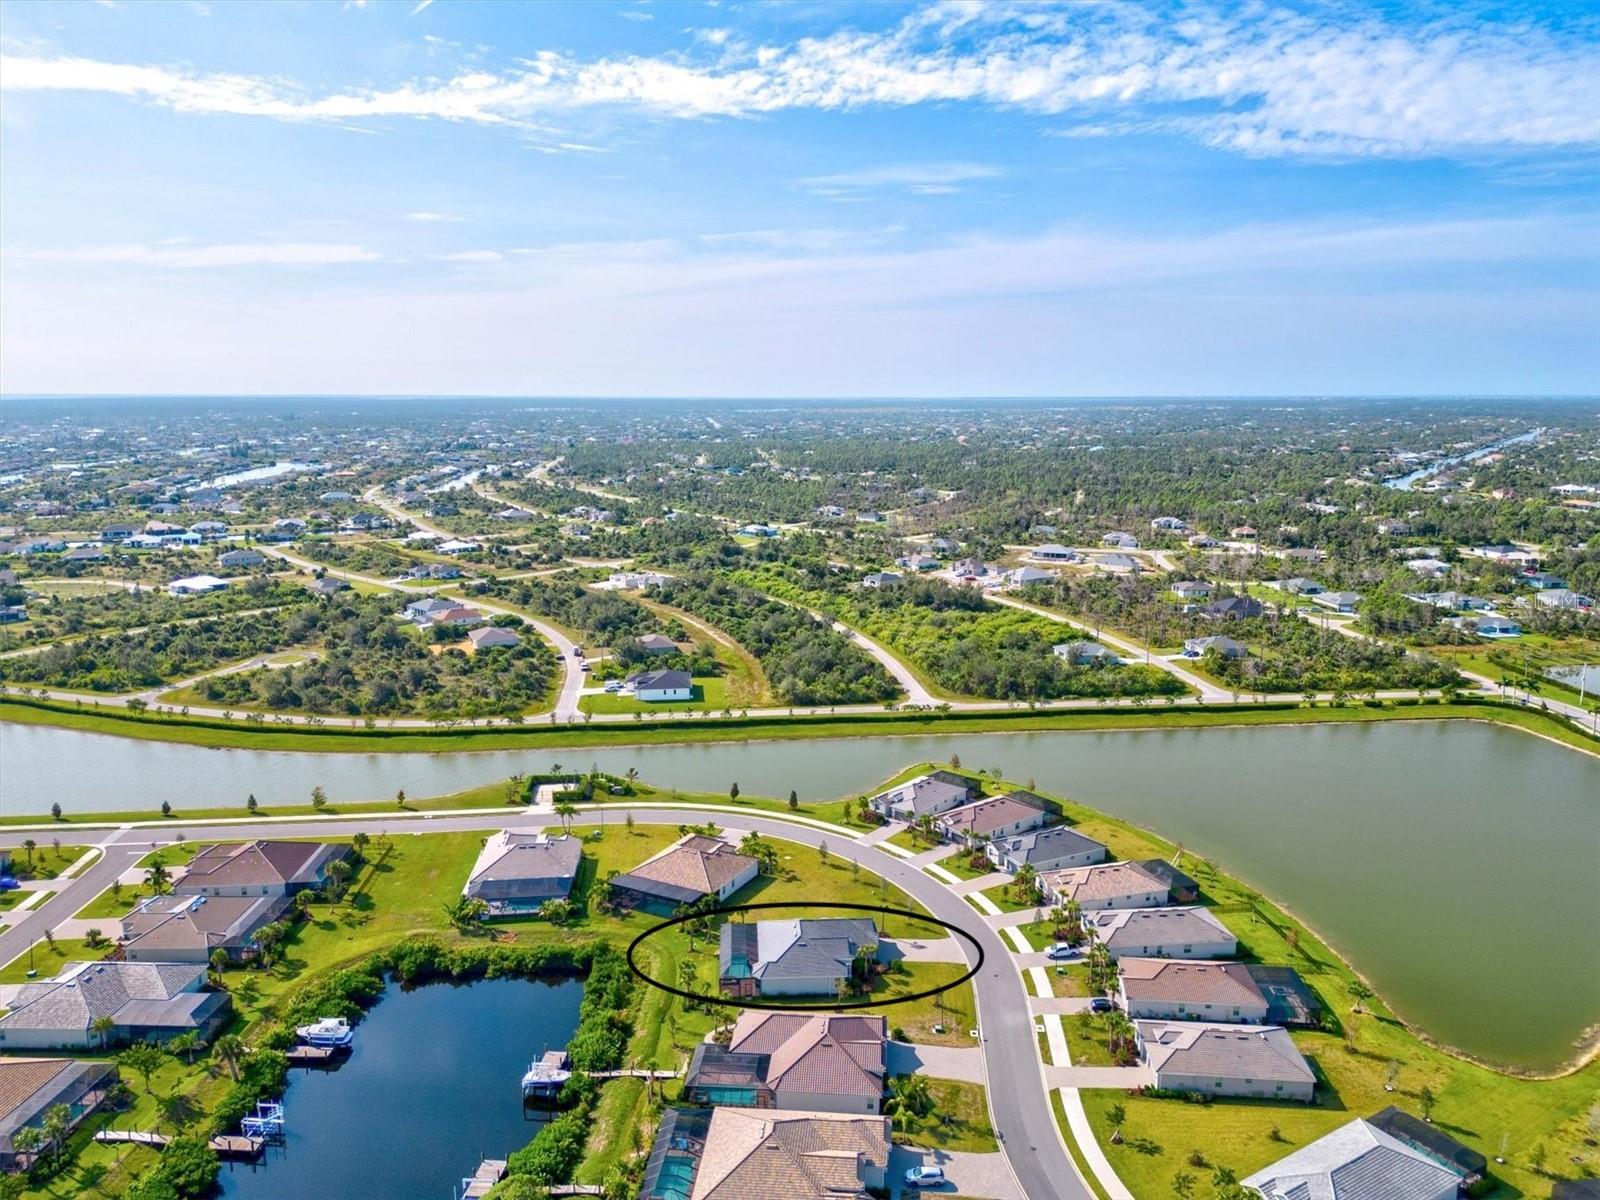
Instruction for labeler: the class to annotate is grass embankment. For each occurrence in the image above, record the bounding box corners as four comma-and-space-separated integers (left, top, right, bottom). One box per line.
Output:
0, 937, 107, 983
892, 1080, 998, 1154
5, 844, 94, 878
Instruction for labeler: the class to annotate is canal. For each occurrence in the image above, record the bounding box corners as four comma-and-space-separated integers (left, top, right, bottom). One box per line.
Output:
3, 719, 1596, 1069
217, 977, 581, 1198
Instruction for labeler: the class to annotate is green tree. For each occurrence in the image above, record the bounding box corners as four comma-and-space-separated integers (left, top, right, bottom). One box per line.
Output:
119, 1043, 166, 1093
91, 1014, 116, 1050
311, 786, 327, 811
211, 1034, 245, 1082
145, 861, 172, 896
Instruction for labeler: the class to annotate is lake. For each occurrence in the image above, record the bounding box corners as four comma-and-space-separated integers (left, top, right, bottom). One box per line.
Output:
3, 719, 1596, 1069
217, 977, 581, 1198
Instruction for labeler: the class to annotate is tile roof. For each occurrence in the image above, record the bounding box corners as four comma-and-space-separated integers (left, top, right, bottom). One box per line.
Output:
0, 961, 208, 1033
466, 831, 581, 889
690, 1109, 889, 1200
722, 1012, 887, 1100
1242, 1117, 1464, 1200
1088, 906, 1235, 952
120, 894, 280, 954
865, 771, 974, 817
1136, 1020, 1314, 1085
0, 1059, 75, 1124
1119, 959, 1266, 1008
178, 840, 346, 891
994, 824, 1106, 867
624, 836, 756, 897
936, 792, 1050, 837
1041, 860, 1167, 903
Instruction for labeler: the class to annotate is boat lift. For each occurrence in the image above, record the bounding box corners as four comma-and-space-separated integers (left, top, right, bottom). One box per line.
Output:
240, 1101, 286, 1141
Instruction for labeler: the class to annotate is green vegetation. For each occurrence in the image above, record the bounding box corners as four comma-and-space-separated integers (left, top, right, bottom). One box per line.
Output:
737, 563, 1187, 701
0, 577, 305, 648
889, 1078, 998, 1154
0, 936, 107, 983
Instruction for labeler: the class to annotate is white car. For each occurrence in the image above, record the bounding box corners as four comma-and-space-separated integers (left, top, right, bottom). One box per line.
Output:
604, 681, 624, 693
903, 1165, 946, 1188
1046, 943, 1079, 960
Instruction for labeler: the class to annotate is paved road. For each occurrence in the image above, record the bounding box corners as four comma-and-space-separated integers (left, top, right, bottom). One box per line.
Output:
0, 806, 1094, 1200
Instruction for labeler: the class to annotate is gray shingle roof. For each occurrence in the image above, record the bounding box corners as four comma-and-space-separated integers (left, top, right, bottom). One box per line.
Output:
1241, 1118, 1463, 1200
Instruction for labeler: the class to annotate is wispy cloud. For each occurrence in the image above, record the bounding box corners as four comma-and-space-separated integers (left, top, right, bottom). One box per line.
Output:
18, 241, 383, 268
2, 5, 1597, 158
405, 210, 463, 222
797, 162, 1001, 196
409, 0, 434, 16
437, 249, 502, 262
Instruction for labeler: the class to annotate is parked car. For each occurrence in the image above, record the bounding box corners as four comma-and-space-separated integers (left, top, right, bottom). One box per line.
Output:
0, 876, 18, 891
1046, 943, 1078, 960
604, 681, 623, 692
904, 1165, 946, 1189
1089, 996, 1116, 1014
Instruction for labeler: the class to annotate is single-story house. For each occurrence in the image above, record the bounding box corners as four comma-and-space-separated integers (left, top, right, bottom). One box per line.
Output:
468, 625, 520, 650
860, 571, 902, 589
1279, 577, 1323, 595
1135, 859, 1201, 903
1095, 553, 1141, 573
719, 918, 879, 998
217, 548, 265, 568
1230, 525, 1257, 539
989, 825, 1108, 875
1406, 590, 1491, 611
1053, 640, 1120, 666
1102, 532, 1140, 549
119, 892, 287, 963
462, 831, 582, 915
0, 605, 28, 624
1201, 596, 1264, 621
864, 771, 978, 821
1118, 958, 1269, 1023
933, 791, 1053, 846
1406, 557, 1450, 578
1366, 1105, 1486, 1190
62, 545, 105, 562
166, 574, 230, 597
0, 1058, 118, 1172
1311, 590, 1362, 613
1470, 613, 1522, 638
1188, 534, 1219, 548
1525, 571, 1566, 590
1040, 860, 1169, 910
951, 556, 988, 577
1136, 1020, 1315, 1101
627, 668, 693, 702
898, 554, 942, 572
1150, 517, 1188, 532
306, 577, 348, 598
647, 1107, 889, 1200
1184, 635, 1248, 660
1171, 580, 1212, 600
1532, 588, 1592, 610
0, 961, 230, 1050
608, 571, 672, 589
608, 835, 759, 913
435, 539, 479, 555
175, 839, 350, 899
1009, 565, 1056, 586
1086, 907, 1237, 960
684, 1012, 887, 1113
1242, 1118, 1465, 1200
636, 633, 679, 655
100, 524, 139, 540
402, 597, 485, 628
1031, 543, 1077, 561
404, 561, 461, 580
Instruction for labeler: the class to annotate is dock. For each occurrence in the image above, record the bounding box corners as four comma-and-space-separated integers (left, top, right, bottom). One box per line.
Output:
287, 1045, 337, 1065
459, 1158, 507, 1199
96, 1131, 264, 1159
589, 1068, 679, 1080
546, 1187, 604, 1197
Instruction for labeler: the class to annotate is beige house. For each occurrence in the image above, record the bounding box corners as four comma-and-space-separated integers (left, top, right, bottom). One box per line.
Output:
608, 834, 759, 913
683, 1013, 887, 1114
688, 1108, 889, 1199
1039, 860, 1169, 910
1118, 959, 1271, 1023
1136, 1020, 1314, 1100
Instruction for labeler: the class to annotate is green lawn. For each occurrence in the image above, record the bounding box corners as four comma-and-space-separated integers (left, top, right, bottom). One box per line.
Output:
978, 882, 1043, 914
1061, 1012, 1117, 1066
7, 843, 94, 879
932, 850, 993, 881
891, 1080, 998, 1154
578, 676, 729, 714
886, 827, 941, 853
0, 936, 108, 983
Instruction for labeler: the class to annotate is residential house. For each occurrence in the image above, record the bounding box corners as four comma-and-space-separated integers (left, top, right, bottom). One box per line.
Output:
989, 826, 1108, 875
1102, 532, 1140, 549
306, 577, 347, 598
1171, 580, 1212, 600
1085, 907, 1237, 960
864, 771, 978, 821
1187, 534, 1219, 548
1184, 635, 1248, 660
1525, 571, 1566, 590
608, 835, 759, 913
636, 633, 679, 655
933, 792, 1053, 846
1241, 1118, 1465, 1200
1117, 959, 1268, 1023
1136, 1021, 1315, 1101
403, 561, 461, 580
99, 524, 139, 541
217, 548, 265, 569
682, 1012, 886, 1113
189, 521, 228, 538
1282, 547, 1326, 564
1531, 588, 1592, 610
1376, 518, 1413, 535
627, 669, 693, 701
1311, 590, 1362, 613
468, 626, 520, 650
1031, 543, 1077, 561
739, 524, 780, 538
898, 554, 942, 572
166, 574, 230, 597
1279, 577, 1324, 596
719, 918, 879, 998
402, 598, 484, 628
1135, 859, 1201, 903
1150, 517, 1188, 532
642, 1108, 889, 1200
0, 961, 230, 1050
1040, 861, 1168, 910
61, 545, 105, 563
1230, 525, 1258, 539
435, 539, 479, 555
119, 893, 286, 963
174, 840, 350, 899
1201, 596, 1264, 621
1469, 614, 1521, 638
1009, 565, 1056, 587
1366, 1105, 1487, 1191
860, 572, 902, 589
0, 606, 23, 625
1406, 557, 1450, 578
1053, 641, 1120, 666
1405, 591, 1491, 611
462, 831, 582, 915
951, 556, 988, 578
1095, 553, 1141, 574
0, 1059, 118, 1171
608, 570, 672, 589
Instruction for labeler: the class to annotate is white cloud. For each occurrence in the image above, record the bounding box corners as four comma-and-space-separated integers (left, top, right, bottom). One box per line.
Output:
18, 241, 383, 268
2, 5, 1596, 158
438, 249, 502, 262
410, 0, 434, 16
405, 211, 463, 222
619, 9, 653, 22
797, 162, 1001, 195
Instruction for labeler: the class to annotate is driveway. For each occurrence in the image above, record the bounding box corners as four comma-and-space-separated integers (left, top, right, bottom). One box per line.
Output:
880, 935, 970, 964
949, 871, 1010, 896
889, 1147, 1023, 1200
1028, 996, 1094, 1016
1044, 1064, 1153, 1089
888, 1041, 987, 1083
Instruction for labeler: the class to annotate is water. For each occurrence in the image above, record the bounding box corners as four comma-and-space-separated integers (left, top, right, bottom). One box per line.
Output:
196, 461, 313, 490
3, 719, 1596, 1068
1547, 663, 1600, 696
218, 977, 581, 1198
1383, 429, 1541, 490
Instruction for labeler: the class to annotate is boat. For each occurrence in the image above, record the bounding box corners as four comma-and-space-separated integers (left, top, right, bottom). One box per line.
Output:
295, 1017, 354, 1048
520, 1050, 571, 1098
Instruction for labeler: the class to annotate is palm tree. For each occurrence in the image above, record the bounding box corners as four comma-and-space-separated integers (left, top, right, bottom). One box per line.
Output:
144, 861, 172, 897
167, 1031, 200, 1066
11, 1124, 44, 1169
212, 1034, 245, 1082
90, 1015, 116, 1050
20, 839, 36, 870
324, 858, 353, 898
554, 801, 578, 833
209, 948, 229, 985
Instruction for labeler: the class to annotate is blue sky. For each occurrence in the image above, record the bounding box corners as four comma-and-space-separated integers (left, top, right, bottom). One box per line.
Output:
1, 0, 1596, 397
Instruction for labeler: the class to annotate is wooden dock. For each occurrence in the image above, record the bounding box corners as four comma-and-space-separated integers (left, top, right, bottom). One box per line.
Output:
546, 1187, 604, 1197
459, 1158, 507, 1199
287, 1045, 336, 1065
96, 1131, 264, 1158
588, 1068, 679, 1080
